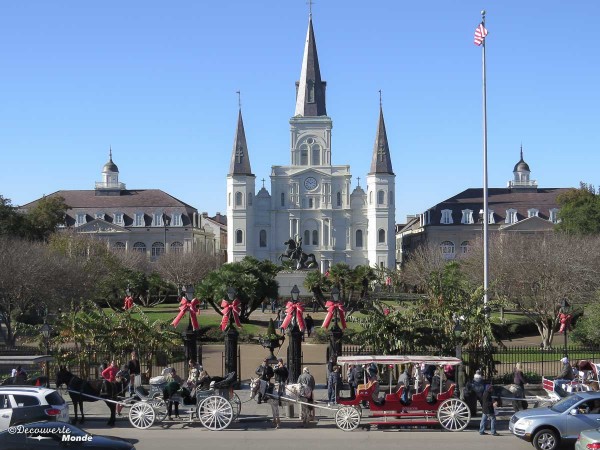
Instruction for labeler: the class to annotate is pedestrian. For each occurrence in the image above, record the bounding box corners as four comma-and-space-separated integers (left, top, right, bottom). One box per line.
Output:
261, 298, 267, 313
297, 367, 316, 426
101, 360, 119, 382
127, 351, 141, 397
273, 358, 289, 398
312, 298, 318, 313
10, 366, 18, 378
13, 365, 27, 383
187, 359, 202, 390
305, 314, 314, 337
270, 298, 276, 313
115, 363, 129, 416
479, 384, 499, 436
327, 365, 342, 406
326, 356, 336, 383
443, 364, 456, 382
514, 362, 528, 389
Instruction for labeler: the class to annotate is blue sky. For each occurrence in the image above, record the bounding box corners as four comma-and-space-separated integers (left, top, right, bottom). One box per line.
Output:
2, 1, 598, 223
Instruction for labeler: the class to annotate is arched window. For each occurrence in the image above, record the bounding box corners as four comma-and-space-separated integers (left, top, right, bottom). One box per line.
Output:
378, 229, 385, 244
369, 191, 373, 205
151, 242, 165, 257
113, 242, 126, 252
440, 241, 455, 259
300, 144, 309, 165
336, 192, 341, 207
312, 144, 321, 165
281, 192, 285, 207
355, 230, 363, 248
308, 198, 314, 208
248, 193, 253, 206
235, 229, 243, 244
235, 192, 243, 206
312, 230, 318, 246
133, 242, 146, 253
304, 230, 310, 244
170, 241, 183, 253
389, 191, 394, 205
228, 193, 231, 206
378, 190, 385, 205
259, 230, 267, 247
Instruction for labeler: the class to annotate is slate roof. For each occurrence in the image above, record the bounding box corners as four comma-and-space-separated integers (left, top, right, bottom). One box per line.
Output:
21, 189, 197, 228
229, 109, 253, 176
427, 187, 569, 224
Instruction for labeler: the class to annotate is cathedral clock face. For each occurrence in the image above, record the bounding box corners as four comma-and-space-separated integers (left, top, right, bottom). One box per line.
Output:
304, 177, 318, 191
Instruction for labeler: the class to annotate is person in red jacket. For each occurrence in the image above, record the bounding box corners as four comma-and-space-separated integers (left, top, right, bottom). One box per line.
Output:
102, 361, 119, 382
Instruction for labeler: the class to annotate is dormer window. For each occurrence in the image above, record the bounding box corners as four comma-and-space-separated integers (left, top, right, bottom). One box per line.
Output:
441, 209, 453, 225
549, 208, 559, 224
153, 213, 163, 227
505, 209, 518, 224
528, 208, 539, 218
172, 213, 182, 227
134, 213, 145, 227
461, 209, 474, 224
488, 210, 495, 224
114, 213, 124, 225
76, 213, 86, 227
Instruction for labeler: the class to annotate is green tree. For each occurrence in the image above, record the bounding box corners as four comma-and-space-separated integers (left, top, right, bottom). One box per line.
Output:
23, 195, 69, 241
571, 298, 600, 347
556, 183, 600, 235
0, 196, 25, 237
196, 257, 279, 321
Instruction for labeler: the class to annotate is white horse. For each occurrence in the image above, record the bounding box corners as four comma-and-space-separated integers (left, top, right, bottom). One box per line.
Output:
249, 378, 304, 428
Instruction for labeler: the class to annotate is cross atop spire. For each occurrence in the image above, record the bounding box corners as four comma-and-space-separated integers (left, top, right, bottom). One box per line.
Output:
379, 89, 382, 108
357, 176, 361, 187
236, 90, 241, 109
520, 142, 523, 161
261, 178, 265, 188
369, 105, 394, 175
109, 145, 113, 161
307, 0, 314, 17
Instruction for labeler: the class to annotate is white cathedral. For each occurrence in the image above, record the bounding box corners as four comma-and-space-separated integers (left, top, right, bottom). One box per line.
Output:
227, 15, 396, 272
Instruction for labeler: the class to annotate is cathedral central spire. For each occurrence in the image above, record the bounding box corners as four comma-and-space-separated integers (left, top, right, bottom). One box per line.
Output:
294, 15, 327, 117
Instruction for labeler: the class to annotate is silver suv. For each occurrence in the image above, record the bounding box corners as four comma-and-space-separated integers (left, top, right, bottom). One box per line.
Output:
509, 391, 600, 450
0, 387, 69, 431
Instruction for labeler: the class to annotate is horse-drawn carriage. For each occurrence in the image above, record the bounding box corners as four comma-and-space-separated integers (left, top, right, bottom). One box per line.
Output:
540, 360, 600, 403
334, 355, 471, 432
128, 371, 241, 430
251, 355, 470, 431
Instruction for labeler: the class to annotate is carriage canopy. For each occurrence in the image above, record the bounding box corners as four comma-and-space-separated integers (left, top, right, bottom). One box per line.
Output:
336, 355, 462, 366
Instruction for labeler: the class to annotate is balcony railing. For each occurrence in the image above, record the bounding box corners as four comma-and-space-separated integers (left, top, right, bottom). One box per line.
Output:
95, 181, 126, 190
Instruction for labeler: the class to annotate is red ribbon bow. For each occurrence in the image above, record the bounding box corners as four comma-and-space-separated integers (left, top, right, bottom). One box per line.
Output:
171, 298, 200, 330
220, 299, 242, 331
281, 301, 306, 332
123, 296, 134, 311
322, 301, 346, 329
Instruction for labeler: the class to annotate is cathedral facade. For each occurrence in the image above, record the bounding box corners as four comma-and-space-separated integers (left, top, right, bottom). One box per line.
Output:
226, 15, 396, 271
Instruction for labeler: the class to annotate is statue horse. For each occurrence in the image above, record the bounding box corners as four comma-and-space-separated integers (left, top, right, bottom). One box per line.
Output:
56, 366, 127, 426
1, 375, 49, 387
250, 378, 305, 428
278, 239, 297, 262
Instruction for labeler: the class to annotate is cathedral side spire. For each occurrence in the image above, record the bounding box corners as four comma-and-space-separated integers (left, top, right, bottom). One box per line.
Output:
294, 15, 327, 117
369, 105, 394, 175
229, 109, 253, 176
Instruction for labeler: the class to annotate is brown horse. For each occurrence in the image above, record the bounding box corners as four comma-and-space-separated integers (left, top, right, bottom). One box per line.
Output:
55, 366, 127, 426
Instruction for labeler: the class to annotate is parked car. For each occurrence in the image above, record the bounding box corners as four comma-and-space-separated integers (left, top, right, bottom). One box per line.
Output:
0, 421, 135, 449
576, 428, 600, 450
0, 386, 69, 431
509, 391, 600, 450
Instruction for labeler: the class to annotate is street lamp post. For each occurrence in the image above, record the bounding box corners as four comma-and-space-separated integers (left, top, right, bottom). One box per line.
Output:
40, 322, 51, 387
328, 286, 343, 363
287, 284, 302, 384
559, 299, 571, 358
224, 287, 239, 384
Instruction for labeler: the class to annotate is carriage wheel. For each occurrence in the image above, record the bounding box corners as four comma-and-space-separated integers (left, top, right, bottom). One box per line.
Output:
230, 392, 241, 420
149, 398, 168, 422
197, 395, 234, 430
129, 402, 156, 429
437, 398, 471, 432
335, 406, 361, 431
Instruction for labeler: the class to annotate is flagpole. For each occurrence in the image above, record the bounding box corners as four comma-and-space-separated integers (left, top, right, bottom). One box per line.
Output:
481, 10, 490, 318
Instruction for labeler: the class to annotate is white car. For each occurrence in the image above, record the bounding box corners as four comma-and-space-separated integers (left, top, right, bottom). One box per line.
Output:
0, 386, 69, 431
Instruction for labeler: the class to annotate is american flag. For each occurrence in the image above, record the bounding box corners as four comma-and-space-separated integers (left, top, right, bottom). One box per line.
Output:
474, 23, 488, 46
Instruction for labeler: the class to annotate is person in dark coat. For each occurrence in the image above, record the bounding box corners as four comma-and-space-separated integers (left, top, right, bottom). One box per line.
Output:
273, 358, 289, 397
255, 359, 274, 404
479, 384, 499, 435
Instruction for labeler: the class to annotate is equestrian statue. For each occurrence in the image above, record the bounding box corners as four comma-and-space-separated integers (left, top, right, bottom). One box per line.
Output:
278, 236, 318, 270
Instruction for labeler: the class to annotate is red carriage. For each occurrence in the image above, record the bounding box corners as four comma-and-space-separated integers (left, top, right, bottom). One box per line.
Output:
334, 355, 470, 432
